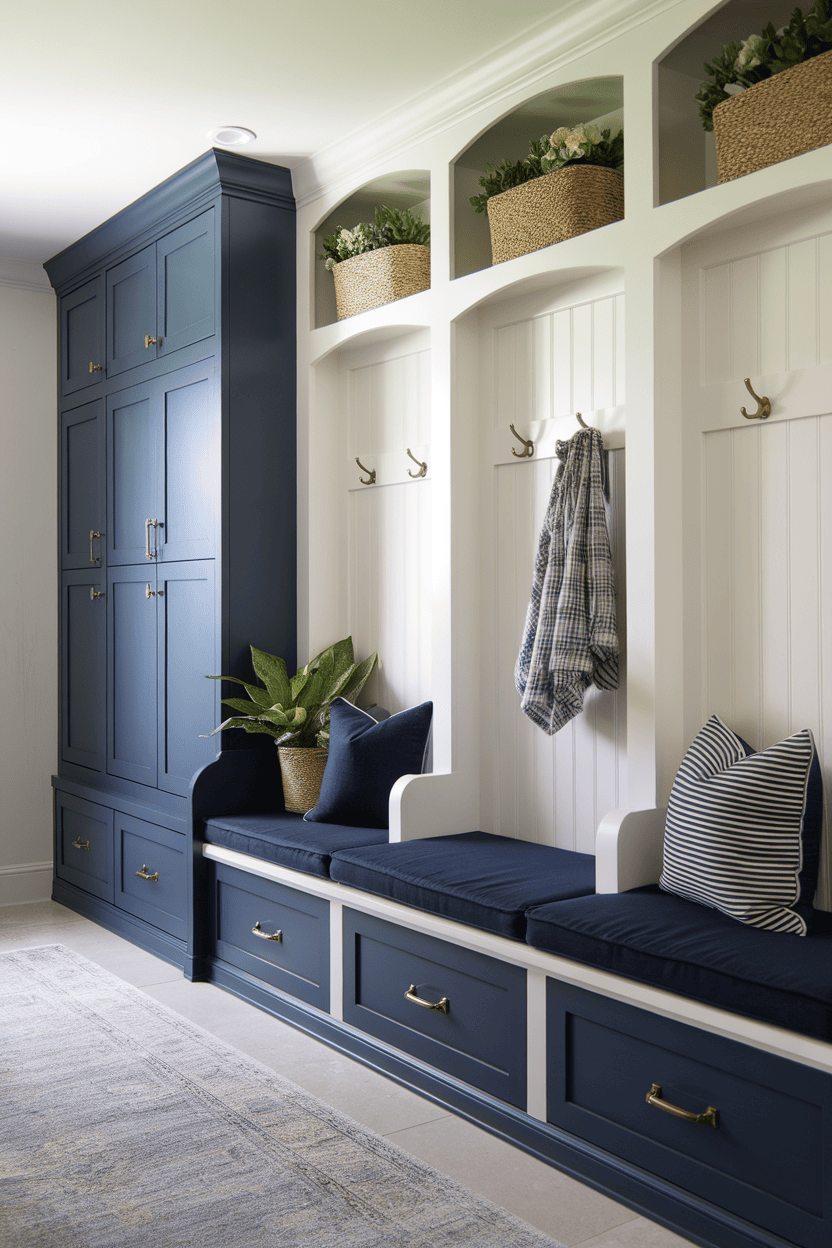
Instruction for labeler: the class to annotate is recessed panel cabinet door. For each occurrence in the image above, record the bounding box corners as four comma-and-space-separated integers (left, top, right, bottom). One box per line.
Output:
157, 210, 216, 360
60, 277, 104, 395
107, 244, 156, 377
61, 570, 106, 772
157, 561, 217, 796
158, 361, 217, 563
108, 567, 158, 787
60, 400, 105, 569
108, 384, 158, 566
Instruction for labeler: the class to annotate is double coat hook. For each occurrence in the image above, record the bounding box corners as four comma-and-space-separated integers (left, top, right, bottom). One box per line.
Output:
509, 424, 534, 458
741, 378, 771, 420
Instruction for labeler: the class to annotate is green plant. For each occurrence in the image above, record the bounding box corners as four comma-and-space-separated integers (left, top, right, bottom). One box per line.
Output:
320, 205, 430, 269
207, 636, 379, 749
470, 127, 623, 213
696, 2, 832, 130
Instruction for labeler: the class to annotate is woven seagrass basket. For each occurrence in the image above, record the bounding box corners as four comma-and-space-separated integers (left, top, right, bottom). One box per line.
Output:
713, 49, 832, 183
277, 745, 328, 814
486, 165, 624, 265
331, 244, 430, 320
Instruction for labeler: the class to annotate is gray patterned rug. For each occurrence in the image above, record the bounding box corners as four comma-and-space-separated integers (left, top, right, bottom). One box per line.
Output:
1, 945, 564, 1247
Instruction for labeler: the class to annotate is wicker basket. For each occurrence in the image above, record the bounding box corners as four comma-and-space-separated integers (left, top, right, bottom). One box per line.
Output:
331, 244, 430, 320
277, 745, 328, 814
713, 49, 832, 183
486, 165, 624, 265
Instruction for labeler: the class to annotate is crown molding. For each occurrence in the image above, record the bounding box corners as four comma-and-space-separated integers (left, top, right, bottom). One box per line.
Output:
292, 0, 684, 209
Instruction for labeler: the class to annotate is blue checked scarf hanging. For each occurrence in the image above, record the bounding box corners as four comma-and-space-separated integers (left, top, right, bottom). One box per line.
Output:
515, 427, 619, 734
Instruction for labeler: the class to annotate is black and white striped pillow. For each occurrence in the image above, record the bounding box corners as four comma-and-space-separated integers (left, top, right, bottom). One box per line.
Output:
659, 715, 823, 936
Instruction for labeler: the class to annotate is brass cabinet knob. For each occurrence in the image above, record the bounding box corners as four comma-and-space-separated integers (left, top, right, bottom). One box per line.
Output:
89, 587, 104, 601
145, 335, 159, 349
89, 361, 103, 373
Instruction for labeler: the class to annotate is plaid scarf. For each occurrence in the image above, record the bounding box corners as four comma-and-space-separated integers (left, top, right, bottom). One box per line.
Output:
514, 428, 619, 734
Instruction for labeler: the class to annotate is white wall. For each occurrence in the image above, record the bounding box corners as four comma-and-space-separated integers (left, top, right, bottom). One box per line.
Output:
0, 259, 56, 903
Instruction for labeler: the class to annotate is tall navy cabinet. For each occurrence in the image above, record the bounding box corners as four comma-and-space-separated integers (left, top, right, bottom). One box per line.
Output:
45, 150, 296, 967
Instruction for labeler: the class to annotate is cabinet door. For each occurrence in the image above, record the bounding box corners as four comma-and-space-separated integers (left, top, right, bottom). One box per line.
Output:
157, 358, 217, 563
107, 566, 158, 786
157, 561, 218, 796
60, 399, 105, 569
55, 791, 113, 903
60, 277, 104, 395
157, 209, 216, 360
107, 382, 159, 566
61, 570, 106, 772
107, 244, 156, 377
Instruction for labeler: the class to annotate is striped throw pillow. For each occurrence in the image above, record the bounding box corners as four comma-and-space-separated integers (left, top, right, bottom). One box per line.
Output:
659, 715, 823, 936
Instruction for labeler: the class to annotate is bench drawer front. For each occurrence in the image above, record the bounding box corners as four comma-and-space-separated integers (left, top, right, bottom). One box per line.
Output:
115, 814, 186, 939
212, 864, 329, 1011
55, 792, 113, 903
547, 980, 832, 1248
343, 909, 526, 1108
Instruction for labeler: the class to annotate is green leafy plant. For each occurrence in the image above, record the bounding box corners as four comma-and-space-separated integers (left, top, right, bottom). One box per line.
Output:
207, 637, 379, 750
470, 127, 623, 213
696, 2, 832, 131
320, 206, 430, 270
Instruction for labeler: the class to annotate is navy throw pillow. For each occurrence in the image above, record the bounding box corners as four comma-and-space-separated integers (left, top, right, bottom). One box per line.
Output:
659, 714, 823, 935
304, 699, 433, 829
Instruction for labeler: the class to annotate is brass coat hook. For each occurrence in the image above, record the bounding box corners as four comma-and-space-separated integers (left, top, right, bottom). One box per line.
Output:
576, 412, 589, 429
741, 378, 771, 420
509, 424, 534, 458
406, 448, 427, 478
356, 457, 376, 485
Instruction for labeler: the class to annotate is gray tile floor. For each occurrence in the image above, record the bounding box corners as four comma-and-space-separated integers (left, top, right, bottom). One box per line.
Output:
0, 900, 694, 1247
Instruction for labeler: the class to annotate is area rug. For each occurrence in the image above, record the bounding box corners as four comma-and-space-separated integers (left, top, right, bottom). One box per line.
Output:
0, 945, 565, 1247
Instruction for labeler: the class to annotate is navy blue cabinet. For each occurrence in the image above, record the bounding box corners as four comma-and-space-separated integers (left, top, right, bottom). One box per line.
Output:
55, 792, 113, 903
114, 813, 187, 940
47, 150, 296, 965
60, 277, 104, 395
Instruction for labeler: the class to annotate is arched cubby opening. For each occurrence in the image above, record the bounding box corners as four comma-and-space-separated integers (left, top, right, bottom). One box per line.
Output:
312, 171, 430, 329
452, 77, 623, 280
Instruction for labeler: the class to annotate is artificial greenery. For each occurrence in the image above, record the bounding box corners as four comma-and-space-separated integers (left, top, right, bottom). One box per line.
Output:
321, 205, 430, 270
207, 636, 379, 750
470, 126, 624, 213
696, 2, 832, 131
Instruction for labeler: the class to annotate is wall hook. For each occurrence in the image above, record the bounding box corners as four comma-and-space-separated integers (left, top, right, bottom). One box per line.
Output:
576, 412, 589, 429
406, 448, 427, 478
509, 424, 534, 458
741, 378, 771, 420
356, 457, 376, 485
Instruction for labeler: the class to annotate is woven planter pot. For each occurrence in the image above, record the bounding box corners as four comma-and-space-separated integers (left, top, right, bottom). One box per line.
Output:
277, 745, 328, 814
331, 244, 430, 320
486, 165, 624, 265
713, 49, 832, 183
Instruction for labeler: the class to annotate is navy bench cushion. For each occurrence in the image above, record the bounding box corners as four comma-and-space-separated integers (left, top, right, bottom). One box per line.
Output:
525, 886, 832, 1040
202, 812, 387, 879
330, 832, 595, 940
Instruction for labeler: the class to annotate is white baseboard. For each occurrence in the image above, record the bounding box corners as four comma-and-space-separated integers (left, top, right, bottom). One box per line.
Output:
0, 862, 53, 905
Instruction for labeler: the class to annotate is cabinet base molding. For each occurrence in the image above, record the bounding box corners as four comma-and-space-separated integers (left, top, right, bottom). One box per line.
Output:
201, 954, 798, 1248
52, 877, 185, 971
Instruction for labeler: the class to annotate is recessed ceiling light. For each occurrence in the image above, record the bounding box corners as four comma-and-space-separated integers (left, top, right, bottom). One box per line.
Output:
208, 126, 257, 146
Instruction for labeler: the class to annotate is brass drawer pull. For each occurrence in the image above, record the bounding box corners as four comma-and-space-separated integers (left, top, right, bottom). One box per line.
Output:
71, 837, 90, 851
252, 921, 282, 942
646, 1083, 718, 1129
135, 865, 159, 882
405, 984, 450, 1014
89, 529, 102, 563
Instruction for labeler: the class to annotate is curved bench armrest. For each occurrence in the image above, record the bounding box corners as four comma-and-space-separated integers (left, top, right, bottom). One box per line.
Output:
595, 807, 667, 893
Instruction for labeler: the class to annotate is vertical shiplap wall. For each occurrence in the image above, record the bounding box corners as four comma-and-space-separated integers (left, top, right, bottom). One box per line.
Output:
345, 341, 433, 715
703, 417, 832, 910
479, 282, 627, 852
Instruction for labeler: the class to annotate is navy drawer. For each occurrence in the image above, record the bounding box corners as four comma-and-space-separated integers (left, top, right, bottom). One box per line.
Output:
211, 864, 329, 1011
55, 792, 113, 903
115, 813, 186, 939
343, 909, 526, 1108
547, 980, 832, 1248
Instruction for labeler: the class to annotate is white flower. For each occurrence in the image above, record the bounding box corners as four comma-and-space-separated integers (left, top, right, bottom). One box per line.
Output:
549, 126, 570, 148
734, 34, 764, 73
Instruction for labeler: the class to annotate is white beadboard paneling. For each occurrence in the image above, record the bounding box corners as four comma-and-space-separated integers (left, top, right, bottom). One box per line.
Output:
348, 346, 431, 458
703, 415, 832, 910
488, 447, 626, 850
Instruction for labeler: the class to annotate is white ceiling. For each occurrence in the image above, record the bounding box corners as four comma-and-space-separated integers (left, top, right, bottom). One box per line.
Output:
3, 0, 582, 266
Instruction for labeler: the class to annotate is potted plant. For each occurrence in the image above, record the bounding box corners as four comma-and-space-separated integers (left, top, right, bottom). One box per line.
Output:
207, 636, 379, 813
321, 205, 430, 320
696, 2, 832, 183
471, 124, 624, 265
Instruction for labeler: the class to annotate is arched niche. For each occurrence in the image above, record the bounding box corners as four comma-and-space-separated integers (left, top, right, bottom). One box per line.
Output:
313, 171, 430, 329
453, 77, 623, 280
